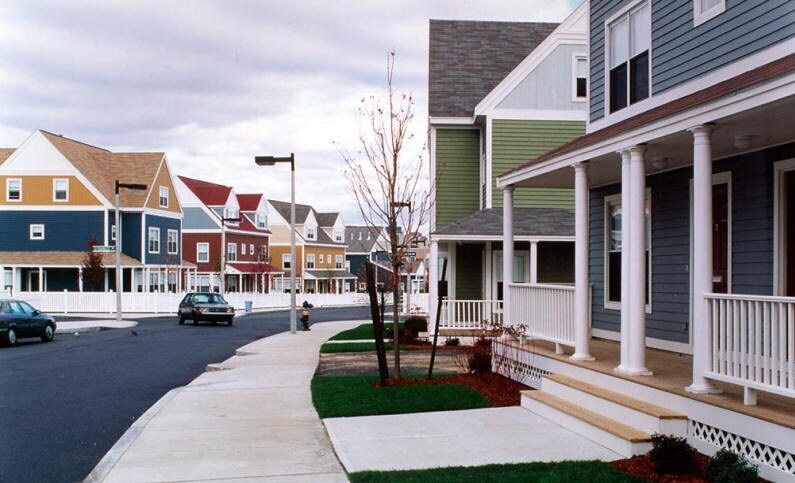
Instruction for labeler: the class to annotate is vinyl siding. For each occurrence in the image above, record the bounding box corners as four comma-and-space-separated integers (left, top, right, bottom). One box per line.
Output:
0, 210, 104, 251
455, 243, 483, 299
121, 213, 142, 261
589, 0, 795, 123
0, 175, 101, 206
491, 119, 583, 208
183, 207, 219, 230
144, 215, 181, 265
435, 128, 480, 228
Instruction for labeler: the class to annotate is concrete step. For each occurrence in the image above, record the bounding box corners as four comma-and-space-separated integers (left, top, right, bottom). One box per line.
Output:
542, 374, 687, 436
521, 390, 653, 457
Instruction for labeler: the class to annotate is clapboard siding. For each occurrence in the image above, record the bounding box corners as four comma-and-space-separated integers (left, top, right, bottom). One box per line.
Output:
491, 119, 584, 209
589, 0, 794, 123
436, 128, 480, 228
0, 210, 105, 251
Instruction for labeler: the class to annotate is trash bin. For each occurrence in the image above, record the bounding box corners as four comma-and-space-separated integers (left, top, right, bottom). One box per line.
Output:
244, 300, 253, 313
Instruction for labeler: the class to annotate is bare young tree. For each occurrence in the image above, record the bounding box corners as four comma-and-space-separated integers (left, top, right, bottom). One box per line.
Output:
338, 51, 432, 379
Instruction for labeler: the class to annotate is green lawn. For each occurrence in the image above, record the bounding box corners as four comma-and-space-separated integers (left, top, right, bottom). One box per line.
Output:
328, 323, 403, 341
348, 461, 640, 483
311, 375, 490, 418
320, 342, 395, 353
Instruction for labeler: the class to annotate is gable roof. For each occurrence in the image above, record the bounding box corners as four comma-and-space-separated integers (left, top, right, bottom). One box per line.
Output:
237, 193, 263, 211
40, 131, 164, 208
345, 225, 385, 253
316, 212, 339, 227
429, 19, 558, 118
268, 199, 313, 224
178, 176, 232, 206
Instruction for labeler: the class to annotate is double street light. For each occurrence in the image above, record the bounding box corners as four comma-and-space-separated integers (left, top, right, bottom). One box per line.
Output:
115, 180, 148, 322
255, 153, 297, 334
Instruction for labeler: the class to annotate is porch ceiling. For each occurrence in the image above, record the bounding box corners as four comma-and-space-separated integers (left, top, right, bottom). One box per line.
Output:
508, 88, 795, 189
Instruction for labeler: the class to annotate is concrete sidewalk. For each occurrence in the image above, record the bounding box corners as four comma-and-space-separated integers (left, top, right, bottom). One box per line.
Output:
56, 320, 138, 334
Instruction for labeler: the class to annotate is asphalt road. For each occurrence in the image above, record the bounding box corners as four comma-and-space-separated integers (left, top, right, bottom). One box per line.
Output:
0, 306, 369, 483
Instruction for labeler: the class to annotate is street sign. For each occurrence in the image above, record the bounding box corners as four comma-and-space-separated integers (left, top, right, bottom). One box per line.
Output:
92, 245, 116, 253
406, 251, 417, 258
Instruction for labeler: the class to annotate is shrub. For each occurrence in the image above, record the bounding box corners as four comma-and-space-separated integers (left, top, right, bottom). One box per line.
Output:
648, 434, 697, 475
466, 344, 492, 374
444, 337, 460, 346
705, 449, 758, 483
404, 315, 428, 337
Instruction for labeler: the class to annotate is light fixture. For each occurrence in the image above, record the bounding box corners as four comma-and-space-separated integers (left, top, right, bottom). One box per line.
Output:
734, 134, 752, 150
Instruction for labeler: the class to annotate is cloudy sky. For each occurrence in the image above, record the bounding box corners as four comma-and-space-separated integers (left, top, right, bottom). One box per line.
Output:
0, 0, 581, 224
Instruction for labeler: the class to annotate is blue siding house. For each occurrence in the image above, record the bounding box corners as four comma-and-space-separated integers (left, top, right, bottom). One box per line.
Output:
495, 1, 795, 479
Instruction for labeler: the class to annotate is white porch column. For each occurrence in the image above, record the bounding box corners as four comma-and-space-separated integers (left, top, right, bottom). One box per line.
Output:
627, 145, 652, 375
688, 125, 721, 393
39, 266, 44, 292
502, 185, 515, 324
617, 149, 633, 372
12, 267, 18, 295
529, 241, 538, 284
428, 240, 439, 330
78, 267, 84, 292
571, 163, 594, 361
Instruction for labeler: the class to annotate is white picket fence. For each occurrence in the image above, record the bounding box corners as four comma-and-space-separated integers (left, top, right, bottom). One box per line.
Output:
508, 283, 576, 347
15, 291, 374, 314
403, 292, 429, 315
705, 293, 795, 402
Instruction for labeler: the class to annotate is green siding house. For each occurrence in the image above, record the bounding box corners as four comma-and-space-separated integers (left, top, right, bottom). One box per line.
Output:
428, 4, 588, 328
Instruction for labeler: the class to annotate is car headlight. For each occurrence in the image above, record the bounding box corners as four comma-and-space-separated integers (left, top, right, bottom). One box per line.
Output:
196, 307, 204, 314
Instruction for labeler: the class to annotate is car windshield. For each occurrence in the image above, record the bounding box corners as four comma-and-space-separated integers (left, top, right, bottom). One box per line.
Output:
193, 294, 226, 304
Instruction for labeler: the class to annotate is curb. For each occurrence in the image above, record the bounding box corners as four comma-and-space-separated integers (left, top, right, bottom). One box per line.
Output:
83, 387, 182, 482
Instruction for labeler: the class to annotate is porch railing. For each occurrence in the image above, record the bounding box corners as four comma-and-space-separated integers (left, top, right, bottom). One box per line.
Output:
705, 293, 795, 401
440, 299, 502, 329
508, 283, 575, 347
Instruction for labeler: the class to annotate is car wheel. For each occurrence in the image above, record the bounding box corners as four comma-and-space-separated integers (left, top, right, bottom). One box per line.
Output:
227, 318, 234, 326
4, 328, 17, 346
178, 316, 185, 325
41, 324, 55, 342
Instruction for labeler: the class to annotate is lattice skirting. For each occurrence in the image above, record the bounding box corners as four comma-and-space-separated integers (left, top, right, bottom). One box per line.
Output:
493, 353, 550, 389
690, 420, 795, 476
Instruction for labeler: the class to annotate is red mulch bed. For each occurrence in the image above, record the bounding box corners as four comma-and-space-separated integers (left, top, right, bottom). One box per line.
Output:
611, 454, 710, 482
377, 371, 529, 407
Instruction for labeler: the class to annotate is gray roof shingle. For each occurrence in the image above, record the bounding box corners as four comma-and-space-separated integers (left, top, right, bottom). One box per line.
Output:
345, 226, 385, 253
429, 20, 558, 118
433, 208, 574, 238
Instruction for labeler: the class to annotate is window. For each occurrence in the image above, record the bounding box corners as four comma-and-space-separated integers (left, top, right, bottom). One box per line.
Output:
282, 253, 291, 269
345, 260, 351, 271
306, 226, 315, 240
307, 254, 315, 268
197, 242, 209, 263
223, 207, 239, 224
574, 55, 588, 100
608, 2, 650, 113
335, 230, 343, 242
694, 0, 725, 26
159, 186, 169, 208
53, 179, 69, 201
256, 212, 267, 229
6, 179, 21, 201
319, 254, 324, 264
148, 227, 160, 253
227, 243, 237, 261
249, 243, 254, 255
30, 224, 44, 240
241, 243, 247, 256
111, 224, 116, 241
335, 255, 343, 269
258, 245, 267, 261
604, 192, 651, 308
167, 229, 178, 254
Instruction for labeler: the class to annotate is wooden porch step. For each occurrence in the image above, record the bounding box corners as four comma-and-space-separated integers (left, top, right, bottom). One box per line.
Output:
522, 390, 651, 443
545, 374, 686, 420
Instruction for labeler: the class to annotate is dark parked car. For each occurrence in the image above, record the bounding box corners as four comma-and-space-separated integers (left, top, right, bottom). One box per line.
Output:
0, 299, 57, 346
178, 293, 235, 326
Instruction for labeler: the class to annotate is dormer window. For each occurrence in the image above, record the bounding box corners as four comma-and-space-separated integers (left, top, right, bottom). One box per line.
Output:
306, 226, 315, 240
255, 212, 268, 229
335, 230, 343, 242
608, 1, 650, 113
574, 55, 588, 100
224, 207, 240, 224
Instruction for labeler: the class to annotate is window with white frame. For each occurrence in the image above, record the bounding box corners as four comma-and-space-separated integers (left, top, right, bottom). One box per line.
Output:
29, 224, 44, 240
249, 243, 254, 255
241, 243, 247, 256
282, 253, 291, 269
227, 243, 237, 261
197, 242, 209, 263
159, 186, 169, 208
111, 224, 116, 241
255, 212, 267, 228
148, 227, 160, 253
608, 1, 650, 113
604, 192, 651, 308
345, 260, 351, 271
53, 179, 69, 201
224, 207, 239, 224
693, 0, 725, 26
257, 245, 267, 261
6, 179, 21, 201
574, 55, 588, 100
307, 254, 315, 268
319, 254, 324, 264
335, 230, 343, 242
306, 226, 315, 240
167, 229, 178, 254
335, 255, 342, 269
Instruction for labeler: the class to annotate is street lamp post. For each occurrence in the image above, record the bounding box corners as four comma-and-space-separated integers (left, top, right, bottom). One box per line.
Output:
219, 216, 242, 295
255, 153, 297, 334
115, 180, 148, 322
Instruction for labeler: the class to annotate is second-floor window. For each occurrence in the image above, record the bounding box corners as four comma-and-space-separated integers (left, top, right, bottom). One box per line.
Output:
197, 242, 209, 263
249, 243, 254, 255
335, 255, 342, 269
257, 245, 267, 261
608, 1, 650, 113
574, 55, 588, 100
319, 254, 324, 264
6, 179, 21, 201
227, 243, 237, 261
241, 243, 247, 256
694, 0, 725, 26
282, 253, 291, 269
159, 186, 169, 208
167, 229, 178, 254
53, 179, 69, 201
307, 254, 315, 268
148, 227, 160, 253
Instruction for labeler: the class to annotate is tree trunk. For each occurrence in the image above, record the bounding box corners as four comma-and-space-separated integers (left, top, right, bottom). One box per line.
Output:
366, 262, 389, 385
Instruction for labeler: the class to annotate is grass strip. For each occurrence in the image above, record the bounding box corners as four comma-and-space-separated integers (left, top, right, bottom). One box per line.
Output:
348, 461, 641, 483
311, 374, 490, 418
328, 323, 403, 341
320, 342, 394, 353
